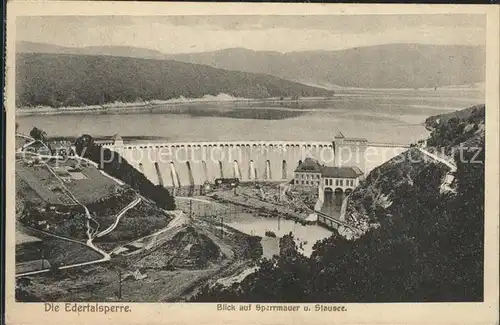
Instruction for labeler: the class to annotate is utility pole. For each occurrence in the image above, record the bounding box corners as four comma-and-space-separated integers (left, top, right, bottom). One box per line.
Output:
189, 199, 193, 218
117, 269, 122, 300
220, 216, 224, 239
40, 247, 45, 270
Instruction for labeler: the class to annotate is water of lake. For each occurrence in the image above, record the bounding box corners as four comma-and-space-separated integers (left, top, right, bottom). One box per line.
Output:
16, 91, 483, 144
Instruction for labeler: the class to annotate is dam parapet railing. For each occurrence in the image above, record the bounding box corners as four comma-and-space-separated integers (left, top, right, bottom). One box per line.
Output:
100, 140, 335, 150
99, 139, 410, 151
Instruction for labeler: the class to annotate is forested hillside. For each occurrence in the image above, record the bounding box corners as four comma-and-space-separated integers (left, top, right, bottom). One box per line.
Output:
16, 53, 333, 108
425, 104, 485, 153
17, 42, 485, 89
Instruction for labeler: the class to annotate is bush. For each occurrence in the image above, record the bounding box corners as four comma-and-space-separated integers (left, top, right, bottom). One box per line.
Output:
265, 231, 277, 238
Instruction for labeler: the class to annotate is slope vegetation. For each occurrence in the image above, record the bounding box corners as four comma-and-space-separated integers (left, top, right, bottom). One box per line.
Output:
16, 53, 333, 108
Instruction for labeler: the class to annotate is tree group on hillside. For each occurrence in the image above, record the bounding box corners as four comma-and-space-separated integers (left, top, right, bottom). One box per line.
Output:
74, 134, 175, 210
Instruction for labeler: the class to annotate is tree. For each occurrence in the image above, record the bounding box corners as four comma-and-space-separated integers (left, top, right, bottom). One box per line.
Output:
29, 127, 47, 143
74, 134, 95, 156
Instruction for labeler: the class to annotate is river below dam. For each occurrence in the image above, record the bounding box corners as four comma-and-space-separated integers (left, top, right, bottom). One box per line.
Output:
226, 216, 332, 258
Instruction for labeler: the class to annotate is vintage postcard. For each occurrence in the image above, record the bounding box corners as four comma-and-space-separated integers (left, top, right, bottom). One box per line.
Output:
4, 2, 499, 325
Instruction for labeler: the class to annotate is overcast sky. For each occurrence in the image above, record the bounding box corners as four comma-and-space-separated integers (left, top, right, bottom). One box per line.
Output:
16, 14, 486, 53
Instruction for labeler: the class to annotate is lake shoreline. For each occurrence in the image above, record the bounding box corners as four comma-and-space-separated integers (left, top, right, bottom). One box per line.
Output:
15, 87, 483, 117
15, 97, 336, 117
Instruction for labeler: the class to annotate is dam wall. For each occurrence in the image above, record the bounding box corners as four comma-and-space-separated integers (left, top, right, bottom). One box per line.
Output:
106, 141, 335, 187
101, 138, 409, 188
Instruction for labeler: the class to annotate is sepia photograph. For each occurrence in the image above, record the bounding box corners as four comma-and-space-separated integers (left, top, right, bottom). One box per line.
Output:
4, 2, 499, 324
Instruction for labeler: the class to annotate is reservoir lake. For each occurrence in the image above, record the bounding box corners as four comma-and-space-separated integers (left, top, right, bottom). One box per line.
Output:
16, 90, 484, 144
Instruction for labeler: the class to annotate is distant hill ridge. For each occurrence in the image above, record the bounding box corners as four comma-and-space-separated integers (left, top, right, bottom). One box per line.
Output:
17, 41, 485, 89
16, 52, 333, 108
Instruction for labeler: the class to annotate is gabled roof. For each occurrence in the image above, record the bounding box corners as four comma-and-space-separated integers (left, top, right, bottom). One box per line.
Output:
321, 166, 361, 178
351, 166, 364, 175
334, 131, 345, 138
295, 158, 364, 178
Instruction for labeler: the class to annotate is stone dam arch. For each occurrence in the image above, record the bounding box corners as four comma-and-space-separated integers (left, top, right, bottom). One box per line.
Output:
102, 138, 409, 187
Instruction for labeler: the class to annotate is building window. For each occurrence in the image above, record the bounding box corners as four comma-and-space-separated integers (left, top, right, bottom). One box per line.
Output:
339, 179, 343, 186
335, 179, 338, 186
